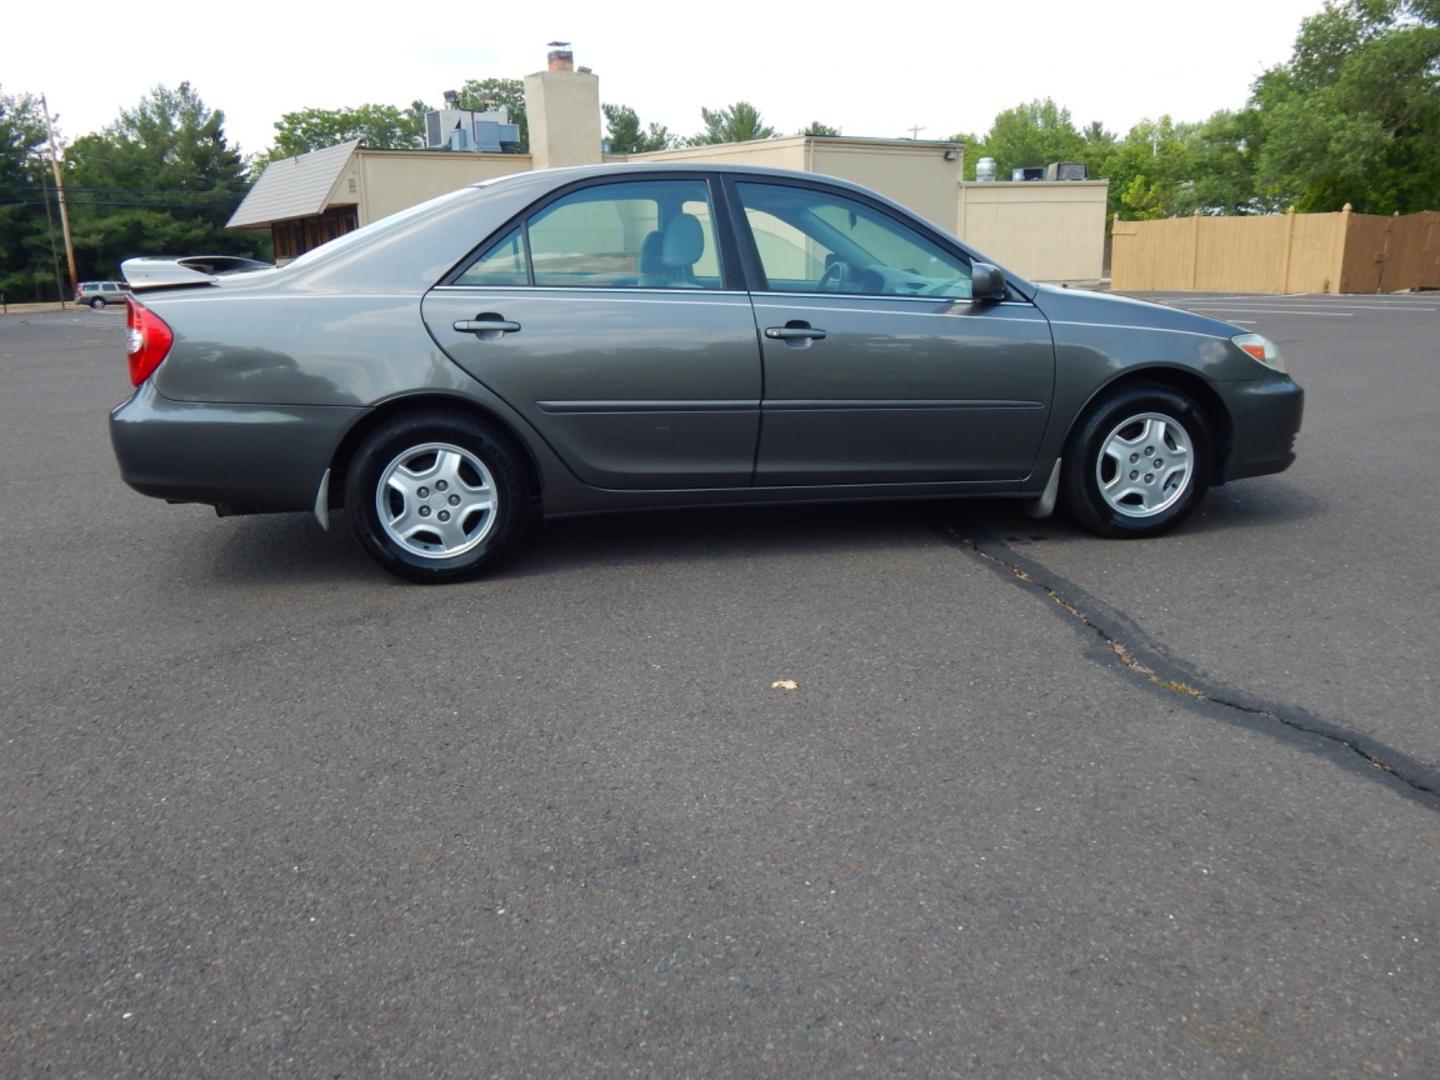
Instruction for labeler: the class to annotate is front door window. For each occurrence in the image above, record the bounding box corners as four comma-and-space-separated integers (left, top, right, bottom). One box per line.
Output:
735, 181, 974, 299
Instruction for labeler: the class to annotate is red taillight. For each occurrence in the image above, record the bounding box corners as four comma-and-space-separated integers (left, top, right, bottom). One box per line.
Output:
125, 297, 173, 386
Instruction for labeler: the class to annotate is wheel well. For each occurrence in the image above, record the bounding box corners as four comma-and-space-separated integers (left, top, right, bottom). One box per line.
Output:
327, 394, 544, 509
1072, 368, 1234, 484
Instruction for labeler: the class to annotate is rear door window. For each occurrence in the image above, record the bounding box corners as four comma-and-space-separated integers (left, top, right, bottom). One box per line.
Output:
454, 226, 528, 286
524, 179, 724, 290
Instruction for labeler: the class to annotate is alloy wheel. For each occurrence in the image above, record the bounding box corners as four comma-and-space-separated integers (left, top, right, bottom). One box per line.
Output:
1094, 411, 1194, 519
375, 441, 498, 559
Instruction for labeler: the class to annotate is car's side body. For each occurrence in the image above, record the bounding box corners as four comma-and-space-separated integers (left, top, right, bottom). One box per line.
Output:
110, 163, 1302, 529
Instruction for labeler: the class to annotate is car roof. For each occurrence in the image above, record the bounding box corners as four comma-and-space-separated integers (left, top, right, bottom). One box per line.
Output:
467, 161, 886, 195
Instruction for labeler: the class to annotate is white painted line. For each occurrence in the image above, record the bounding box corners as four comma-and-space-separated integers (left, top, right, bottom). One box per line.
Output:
1138, 292, 1436, 304
1184, 306, 1353, 317
1185, 301, 1434, 312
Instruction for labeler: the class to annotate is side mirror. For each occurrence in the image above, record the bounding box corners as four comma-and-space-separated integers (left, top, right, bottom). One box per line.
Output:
970, 262, 1006, 302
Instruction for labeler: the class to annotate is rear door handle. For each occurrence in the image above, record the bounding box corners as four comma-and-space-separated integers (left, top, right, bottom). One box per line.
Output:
764, 323, 827, 342
453, 314, 521, 335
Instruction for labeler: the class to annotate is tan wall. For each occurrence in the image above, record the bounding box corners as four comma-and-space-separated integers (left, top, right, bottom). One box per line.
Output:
805, 139, 962, 232
355, 151, 533, 224
956, 181, 1109, 282
627, 137, 810, 171
1113, 209, 1439, 294
633, 136, 963, 232
523, 69, 603, 170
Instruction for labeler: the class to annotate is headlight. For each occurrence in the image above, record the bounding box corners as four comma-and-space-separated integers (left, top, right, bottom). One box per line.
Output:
1232, 333, 1286, 374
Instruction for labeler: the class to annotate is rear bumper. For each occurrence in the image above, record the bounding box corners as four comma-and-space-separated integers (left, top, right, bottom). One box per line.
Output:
1219, 375, 1304, 483
109, 381, 364, 512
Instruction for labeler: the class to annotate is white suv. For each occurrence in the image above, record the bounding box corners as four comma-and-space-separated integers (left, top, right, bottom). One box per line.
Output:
75, 281, 129, 309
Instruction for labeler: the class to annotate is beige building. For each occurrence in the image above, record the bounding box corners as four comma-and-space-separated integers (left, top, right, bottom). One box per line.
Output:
230, 48, 1108, 281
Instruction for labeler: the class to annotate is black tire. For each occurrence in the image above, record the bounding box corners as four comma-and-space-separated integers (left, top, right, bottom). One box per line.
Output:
1060, 384, 1212, 539
344, 410, 530, 583
89, 296, 106, 309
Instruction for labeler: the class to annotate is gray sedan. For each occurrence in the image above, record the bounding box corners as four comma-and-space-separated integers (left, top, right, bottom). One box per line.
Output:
110, 164, 1303, 582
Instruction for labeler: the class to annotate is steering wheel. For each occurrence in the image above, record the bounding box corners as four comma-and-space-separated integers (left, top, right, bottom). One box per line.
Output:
817, 260, 849, 293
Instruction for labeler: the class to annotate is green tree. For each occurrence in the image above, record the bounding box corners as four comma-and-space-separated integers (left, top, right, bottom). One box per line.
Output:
1101, 116, 1198, 220
265, 102, 425, 162
1182, 108, 1274, 214
602, 103, 673, 153
0, 87, 60, 299
62, 82, 267, 279
1080, 121, 1117, 179
802, 121, 841, 136
1249, 0, 1440, 213
976, 98, 1087, 178
454, 78, 528, 150
690, 102, 775, 145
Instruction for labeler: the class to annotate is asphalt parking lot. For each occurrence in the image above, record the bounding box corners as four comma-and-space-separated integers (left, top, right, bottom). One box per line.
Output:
2, 293, 1437, 1075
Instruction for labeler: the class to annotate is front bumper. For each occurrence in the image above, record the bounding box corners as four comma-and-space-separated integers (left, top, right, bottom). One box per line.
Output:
109, 381, 364, 512
1219, 374, 1304, 483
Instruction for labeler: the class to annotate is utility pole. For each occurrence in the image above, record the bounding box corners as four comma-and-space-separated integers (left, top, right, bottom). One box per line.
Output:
37, 165, 66, 308
39, 94, 78, 298
906, 123, 926, 140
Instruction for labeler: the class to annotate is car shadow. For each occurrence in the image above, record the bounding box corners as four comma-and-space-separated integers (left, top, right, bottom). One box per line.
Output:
506, 501, 954, 579
1179, 479, 1327, 535
201, 513, 382, 587
195, 481, 1325, 586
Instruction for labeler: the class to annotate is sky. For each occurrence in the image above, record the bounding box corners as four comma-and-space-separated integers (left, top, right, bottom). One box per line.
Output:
3, 0, 1323, 158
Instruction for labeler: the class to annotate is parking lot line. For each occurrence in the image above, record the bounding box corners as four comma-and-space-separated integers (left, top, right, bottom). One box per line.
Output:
1183, 305, 1354, 317
1186, 301, 1434, 312
1144, 293, 1436, 305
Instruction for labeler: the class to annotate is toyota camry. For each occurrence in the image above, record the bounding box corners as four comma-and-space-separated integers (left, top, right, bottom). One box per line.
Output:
110, 164, 1303, 582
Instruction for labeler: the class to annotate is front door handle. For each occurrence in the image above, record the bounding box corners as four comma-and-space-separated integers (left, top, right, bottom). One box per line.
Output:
453, 313, 521, 336
764, 321, 827, 343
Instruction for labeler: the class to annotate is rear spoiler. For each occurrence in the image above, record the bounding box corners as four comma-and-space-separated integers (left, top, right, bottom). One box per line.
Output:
122, 258, 217, 292
121, 255, 272, 292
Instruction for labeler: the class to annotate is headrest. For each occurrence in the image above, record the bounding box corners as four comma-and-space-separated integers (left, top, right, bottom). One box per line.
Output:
661, 214, 705, 268
639, 230, 663, 274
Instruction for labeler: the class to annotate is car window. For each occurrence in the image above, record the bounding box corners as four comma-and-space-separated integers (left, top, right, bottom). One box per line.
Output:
524, 180, 723, 290
735, 182, 973, 299
454, 226, 528, 286
102, 283, 118, 292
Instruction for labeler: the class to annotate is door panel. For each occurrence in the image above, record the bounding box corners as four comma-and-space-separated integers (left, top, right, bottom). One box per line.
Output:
753, 296, 1055, 483
423, 288, 762, 489
728, 178, 1055, 485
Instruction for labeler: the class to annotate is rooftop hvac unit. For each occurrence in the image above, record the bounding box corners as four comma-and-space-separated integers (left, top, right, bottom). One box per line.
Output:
1045, 161, 1088, 181
1012, 166, 1045, 181
422, 108, 518, 153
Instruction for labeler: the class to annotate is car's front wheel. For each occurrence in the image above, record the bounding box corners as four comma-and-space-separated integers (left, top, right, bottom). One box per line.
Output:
89, 296, 106, 309
344, 411, 529, 582
1061, 385, 1212, 538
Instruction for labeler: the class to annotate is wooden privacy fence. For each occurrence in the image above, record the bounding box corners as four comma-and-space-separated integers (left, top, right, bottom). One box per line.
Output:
1111, 207, 1440, 294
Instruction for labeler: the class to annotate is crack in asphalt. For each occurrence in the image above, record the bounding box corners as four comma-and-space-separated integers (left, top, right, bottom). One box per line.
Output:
935, 517, 1440, 811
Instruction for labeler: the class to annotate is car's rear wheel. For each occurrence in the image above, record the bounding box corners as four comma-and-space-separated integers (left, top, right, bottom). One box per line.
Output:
1061, 385, 1211, 538
344, 411, 529, 582
89, 296, 106, 309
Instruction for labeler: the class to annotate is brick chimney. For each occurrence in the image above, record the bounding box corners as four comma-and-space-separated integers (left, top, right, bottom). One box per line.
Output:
547, 47, 574, 72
